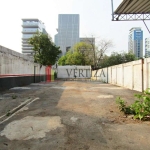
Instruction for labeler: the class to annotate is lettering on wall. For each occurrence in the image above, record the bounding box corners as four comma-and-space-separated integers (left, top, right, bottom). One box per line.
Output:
66, 69, 72, 77
66, 69, 90, 77
94, 69, 106, 77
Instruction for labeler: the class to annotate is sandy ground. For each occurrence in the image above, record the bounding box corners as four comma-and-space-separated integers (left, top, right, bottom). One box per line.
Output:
0, 81, 150, 150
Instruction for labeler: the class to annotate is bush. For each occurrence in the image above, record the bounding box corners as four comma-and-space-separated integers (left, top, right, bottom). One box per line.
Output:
116, 97, 133, 115
116, 88, 150, 120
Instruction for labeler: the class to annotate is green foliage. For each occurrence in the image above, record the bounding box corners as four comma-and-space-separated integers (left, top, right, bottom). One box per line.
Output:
116, 97, 127, 112
12, 95, 17, 99
130, 89, 150, 120
54, 72, 57, 79
58, 55, 67, 66
6, 112, 11, 116
100, 52, 137, 68
116, 88, 150, 120
58, 42, 94, 66
116, 97, 133, 114
29, 32, 61, 66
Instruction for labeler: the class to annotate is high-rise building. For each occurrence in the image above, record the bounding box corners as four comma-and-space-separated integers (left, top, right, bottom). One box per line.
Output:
55, 14, 80, 55
22, 18, 47, 55
80, 38, 95, 45
128, 27, 143, 58
145, 38, 150, 58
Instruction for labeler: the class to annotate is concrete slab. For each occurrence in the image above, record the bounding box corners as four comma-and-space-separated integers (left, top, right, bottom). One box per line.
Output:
1, 116, 64, 140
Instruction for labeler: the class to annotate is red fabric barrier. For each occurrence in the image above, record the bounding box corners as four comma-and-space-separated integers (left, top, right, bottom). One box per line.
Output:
46, 66, 51, 82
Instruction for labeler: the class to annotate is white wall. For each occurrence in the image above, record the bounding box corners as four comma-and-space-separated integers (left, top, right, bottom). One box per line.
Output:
91, 68, 107, 82
92, 58, 150, 92
108, 60, 143, 92
123, 64, 132, 89
116, 65, 123, 86
133, 60, 142, 91
57, 66, 91, 78
112, 66, 117, 84
0, 45, 46, 76
144, 58, 150, 90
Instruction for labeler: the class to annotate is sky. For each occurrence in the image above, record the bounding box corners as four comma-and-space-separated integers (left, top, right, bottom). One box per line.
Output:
0, 0, 150, 55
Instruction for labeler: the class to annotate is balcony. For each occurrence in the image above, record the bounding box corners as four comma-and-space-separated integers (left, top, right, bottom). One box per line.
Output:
22, 22, 39, 27
22, 28, 39, 34
22, 35, 33, 40
22, 47, 33, 50
22, 50, 34, 54
22, 43, 32, 47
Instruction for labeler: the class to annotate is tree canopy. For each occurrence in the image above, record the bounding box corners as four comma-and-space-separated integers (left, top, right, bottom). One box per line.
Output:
58, 42, 94, 66
29, 32, 61, 66
58, 38, 113, 68
58, 40, 135, 70
99, 52, 137, 68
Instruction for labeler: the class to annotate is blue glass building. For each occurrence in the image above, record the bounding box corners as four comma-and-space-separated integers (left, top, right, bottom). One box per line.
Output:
55, 14, 80, 55
128, 27, 143, 58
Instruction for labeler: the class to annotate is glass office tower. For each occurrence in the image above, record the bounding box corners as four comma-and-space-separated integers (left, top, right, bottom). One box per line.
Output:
55, 14, 80, 55
128, 27, 143, 58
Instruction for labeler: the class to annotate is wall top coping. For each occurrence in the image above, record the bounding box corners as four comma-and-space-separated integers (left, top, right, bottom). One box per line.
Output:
58, 66, 91, 69
0, 45, 34, 62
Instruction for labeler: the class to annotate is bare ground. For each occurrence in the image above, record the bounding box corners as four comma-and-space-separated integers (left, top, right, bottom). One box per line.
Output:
0, 81, 150, 150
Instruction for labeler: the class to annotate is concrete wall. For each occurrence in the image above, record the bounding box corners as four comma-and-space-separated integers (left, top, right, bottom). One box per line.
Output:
91, 68, 107, 82
144, 58, 150, 90
92, 58, 150, 92
0, 45, 46, 90
57, 66, 91, 78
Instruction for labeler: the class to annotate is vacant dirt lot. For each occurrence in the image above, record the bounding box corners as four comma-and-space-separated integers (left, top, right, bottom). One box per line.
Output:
0, 81, 150, 150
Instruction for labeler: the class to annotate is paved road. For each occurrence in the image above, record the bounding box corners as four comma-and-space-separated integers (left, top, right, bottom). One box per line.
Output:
0, 81, 150, 150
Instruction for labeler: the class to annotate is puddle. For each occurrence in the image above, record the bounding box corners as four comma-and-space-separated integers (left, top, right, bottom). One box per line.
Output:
0, 116, 64, 140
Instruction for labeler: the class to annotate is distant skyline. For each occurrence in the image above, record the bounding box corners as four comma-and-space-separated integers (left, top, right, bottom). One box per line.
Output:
0, 0, 150, 55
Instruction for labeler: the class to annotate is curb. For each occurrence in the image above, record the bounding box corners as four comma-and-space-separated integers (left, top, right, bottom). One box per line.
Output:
0, 97, 39, 124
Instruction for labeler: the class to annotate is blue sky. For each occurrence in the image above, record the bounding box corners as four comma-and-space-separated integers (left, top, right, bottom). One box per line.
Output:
0, 0, 149, 55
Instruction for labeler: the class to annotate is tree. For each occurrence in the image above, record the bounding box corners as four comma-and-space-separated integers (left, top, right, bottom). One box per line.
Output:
79, 37, 113, 69
95, 39, 113, 69
29, 32, 61, 66
72, 42, 94, 65
58, 42, 94, 66
57, 55, 67, 66
58, 38, 113, 67
100, 52, 136, 68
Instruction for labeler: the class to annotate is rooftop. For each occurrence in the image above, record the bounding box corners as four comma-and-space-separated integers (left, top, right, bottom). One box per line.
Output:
112, 0, 150, 21
114, 0, 150, 14
22, 18, 39, 21
129, 27, 142, 31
